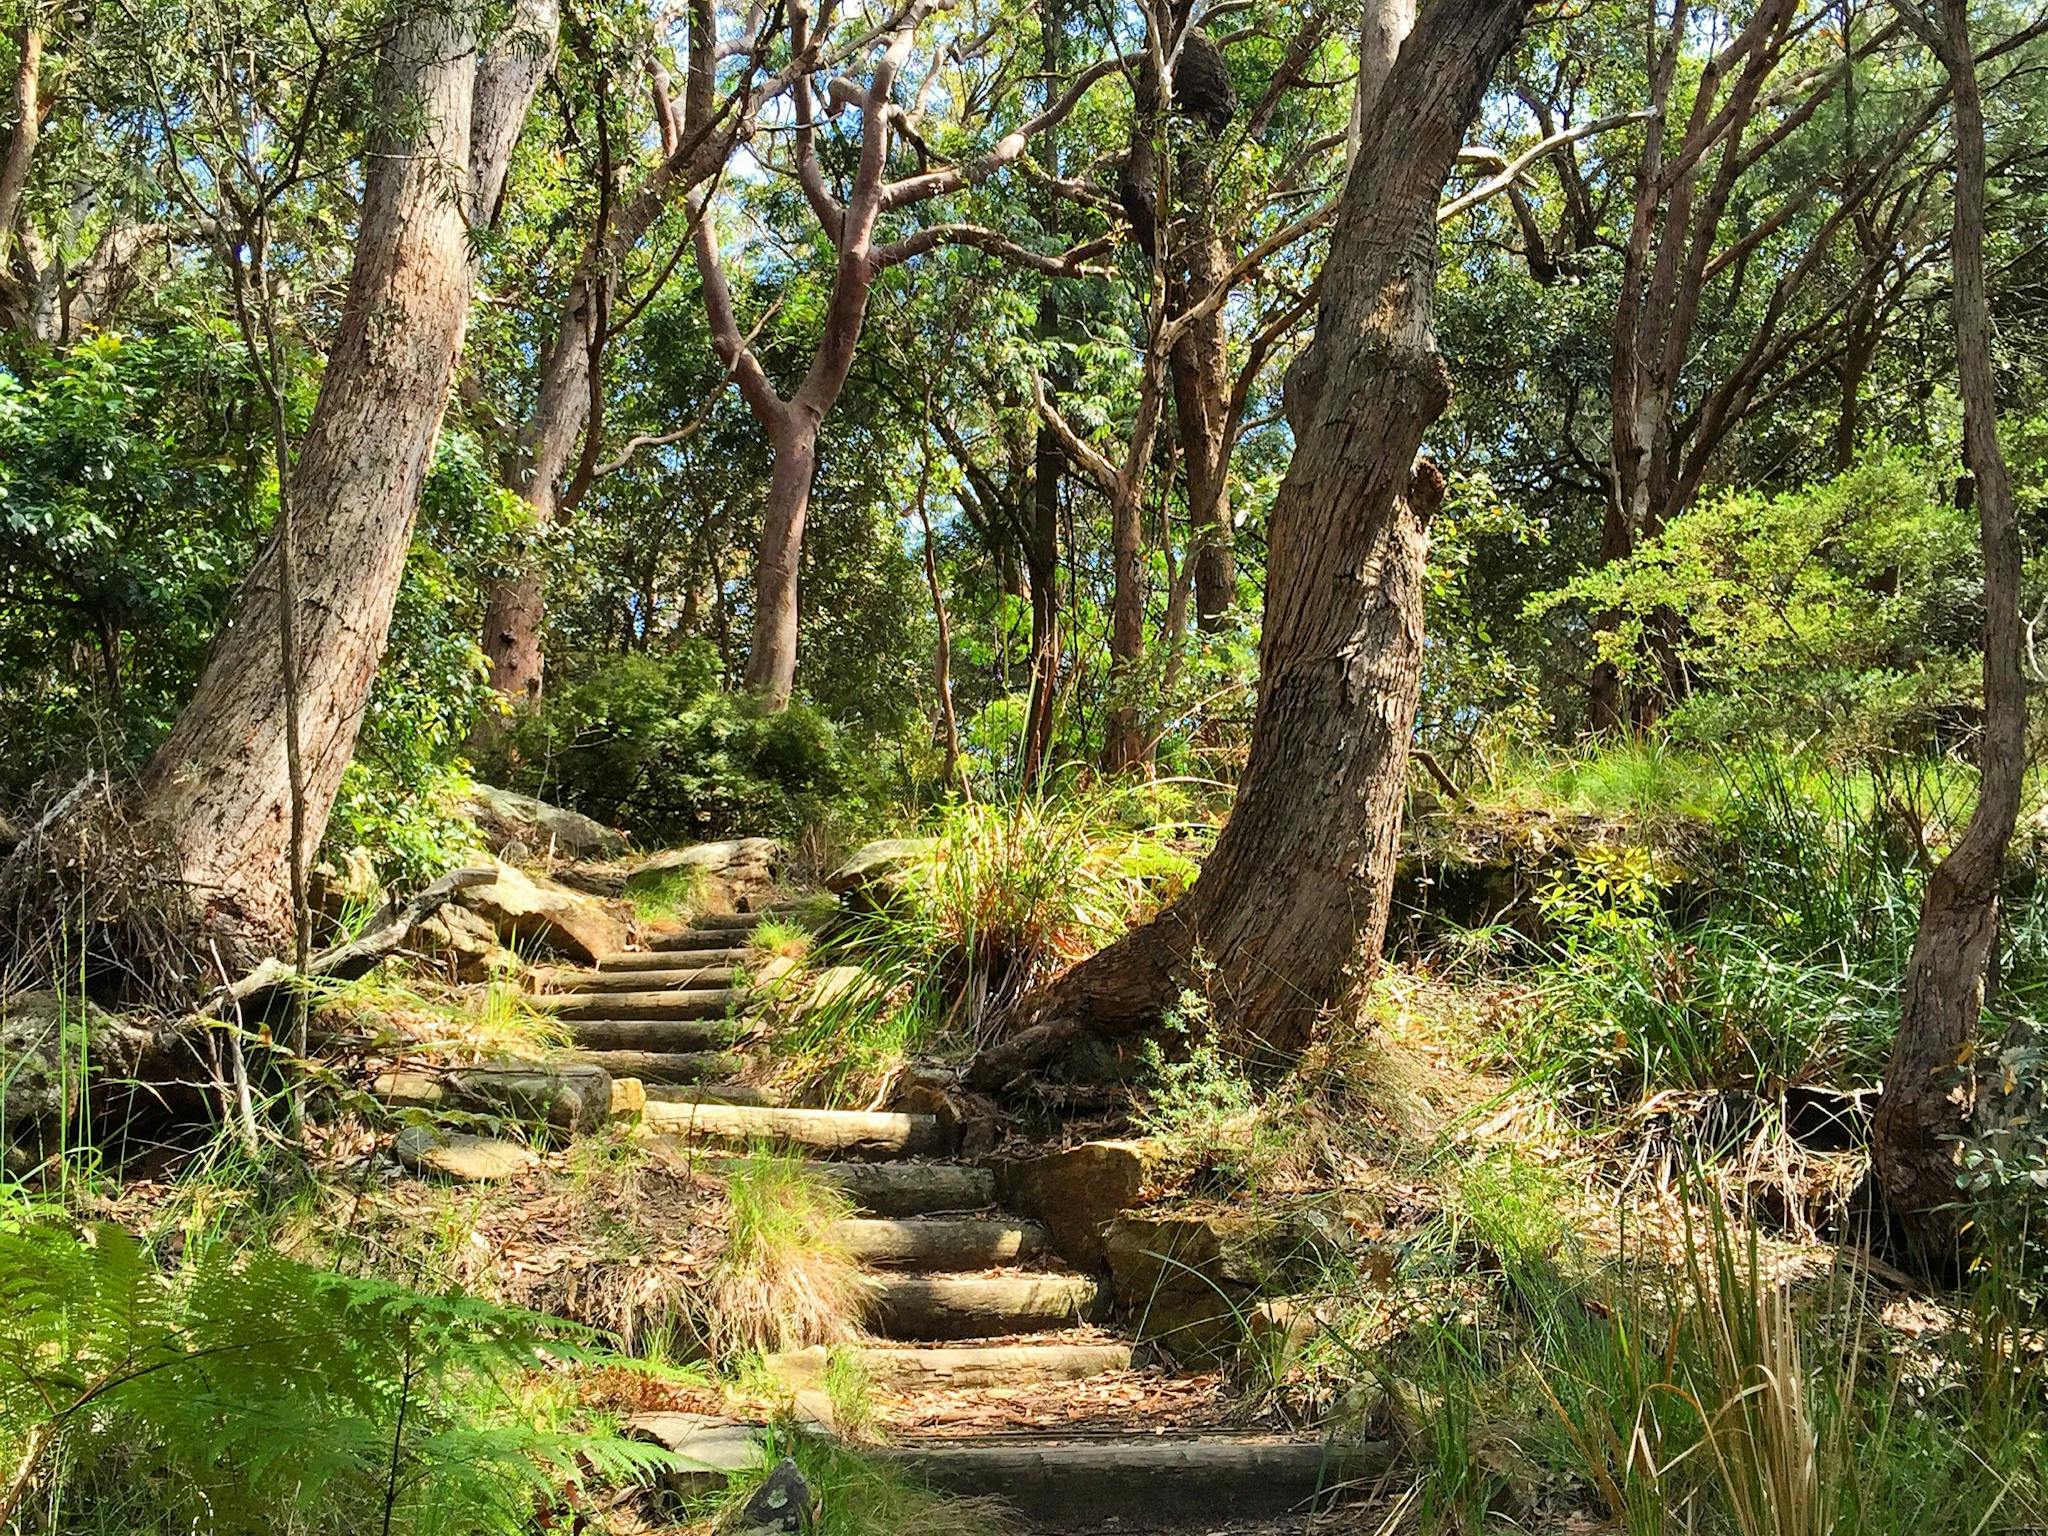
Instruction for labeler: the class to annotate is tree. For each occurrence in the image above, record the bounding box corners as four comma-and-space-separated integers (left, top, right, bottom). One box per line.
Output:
974, 0, 1528, 1085
475, 6, 801, 712
135, 0, 556, 941
1872, 0, 2026, 1249
688, 0, 1116, 709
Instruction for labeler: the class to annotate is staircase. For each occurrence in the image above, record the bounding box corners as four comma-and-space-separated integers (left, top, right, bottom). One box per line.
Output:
537, 904, 1387, 1532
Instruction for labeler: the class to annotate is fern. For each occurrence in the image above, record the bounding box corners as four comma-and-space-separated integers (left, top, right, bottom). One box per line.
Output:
0, 1212, 677, 1534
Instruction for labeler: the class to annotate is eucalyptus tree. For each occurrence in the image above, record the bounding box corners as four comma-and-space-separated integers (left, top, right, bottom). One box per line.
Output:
976, 0, 1530, 1080
686, 0, 1124, 709
136, 0, 557, 940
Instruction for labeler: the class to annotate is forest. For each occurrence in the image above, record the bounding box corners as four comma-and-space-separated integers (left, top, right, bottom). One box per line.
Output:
1, 0, 2045, 1528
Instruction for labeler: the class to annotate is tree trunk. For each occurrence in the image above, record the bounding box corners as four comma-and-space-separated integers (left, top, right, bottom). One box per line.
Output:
1170, 228, 1236, 632
136, 7, 548, 942
742, 410, 819, 707
481, 308, 591, 708
0, 20, 41, 264
973, 0, 1525, 1085
1023, 0, 1067, 786
1873, 0, 2024, 1251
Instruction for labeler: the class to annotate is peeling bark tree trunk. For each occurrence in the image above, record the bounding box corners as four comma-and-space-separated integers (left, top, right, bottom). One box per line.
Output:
973, 0, 1525, 1085
136, 5, 553, 942
1873, 0, 2025, 1251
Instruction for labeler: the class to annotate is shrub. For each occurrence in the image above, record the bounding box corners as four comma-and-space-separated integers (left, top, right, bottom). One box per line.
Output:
484, 651, 868, 843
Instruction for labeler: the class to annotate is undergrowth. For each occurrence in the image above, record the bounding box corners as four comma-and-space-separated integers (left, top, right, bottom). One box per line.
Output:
0, 1197, 677, 1534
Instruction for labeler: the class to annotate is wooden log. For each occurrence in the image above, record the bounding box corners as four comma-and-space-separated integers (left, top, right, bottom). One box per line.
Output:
646, 1082, 785, 1108
544, 988, 737, 1020
568, 1017, 749, 1052
536, 965, 740, 993
651, 929, 759, 952
642, 1102, 951, 1159
558, 1049, 746, 1083
877, 1432, 1393, 1523
769, 1340, 1132, 1391
867, 1274, 1104, 1340
597, 946, 749, 969
833, 1216, 1049, 1269
778, 1159, 995, 1216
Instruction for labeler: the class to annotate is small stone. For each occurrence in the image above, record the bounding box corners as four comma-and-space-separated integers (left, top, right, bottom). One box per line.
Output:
392, 1125, 534, 1182
610, 1076, 648, 1118
738, 1457, 817, 1533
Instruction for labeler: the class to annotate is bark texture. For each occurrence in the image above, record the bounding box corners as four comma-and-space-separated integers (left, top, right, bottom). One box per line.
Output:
974, 0, 1525, 1084
1873, 0, 2025, 1249
136, 6, 553, 940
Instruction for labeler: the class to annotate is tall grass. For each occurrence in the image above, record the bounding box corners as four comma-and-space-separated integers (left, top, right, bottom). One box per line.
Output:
701, 1149, 867, 1359
771, 787, 1204, 1093
1488, 751, 2048, 1113
1334, 1157, 2046, 1534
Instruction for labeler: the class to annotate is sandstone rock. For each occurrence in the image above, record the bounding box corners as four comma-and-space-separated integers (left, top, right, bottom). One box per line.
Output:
392, 1125, 535, 1182
996, 1139, 1154, 1269
1, 990, 98, 1165
824, 837, 937, 906
626, 838, 783, 913
459, 858, 627, 964
738, 1457, 818, 1534
466, 784, 630, 859
408, 902, 521, 981
610, 1076, 648, 1119
372, 1060, 613, 1140
312, 845, 386, 922
1103, 1210, 1266, 1362
802, 964, 885, 1013
1, 991, 192, 1170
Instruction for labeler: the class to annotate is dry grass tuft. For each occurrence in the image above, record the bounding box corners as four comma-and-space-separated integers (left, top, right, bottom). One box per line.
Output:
702, 1148, 870, 1359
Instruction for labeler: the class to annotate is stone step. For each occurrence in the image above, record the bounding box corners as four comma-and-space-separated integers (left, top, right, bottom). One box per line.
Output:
545, 988, 739, 1020
538, 964, 741, 993
559, 1049, 746, 1084
568, 1017, 751, 1053
833, 1216, 1049, 1270
712, 1158, 995, 1217
768, 1338, 1132, 1392
596, 946, 750, 969
645, 1103, 951, 1159
867, 1273, 1106, 1340
878, 1431, 1392, 1526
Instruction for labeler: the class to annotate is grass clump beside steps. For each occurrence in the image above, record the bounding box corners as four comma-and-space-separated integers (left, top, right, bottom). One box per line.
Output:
701, 1147, 867, 1358
767, 785, 1207, 1096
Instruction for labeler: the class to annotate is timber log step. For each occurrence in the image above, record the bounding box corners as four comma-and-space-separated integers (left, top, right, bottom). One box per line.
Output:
831, 1215, 1050, 1269
765, 1336, 1134, 1391
558, 1048, 746, 1083
879, 1431, 1394, 1526
538, 965, 740, 993
643, 1103, 951, 1159
596, 946, 750, 970
566, 1017, 751, 1053
866, 1273, 1106, 1340
644, 1082, 785, 1108
545, 988, 739, 1020
708, 1157, 997, 1217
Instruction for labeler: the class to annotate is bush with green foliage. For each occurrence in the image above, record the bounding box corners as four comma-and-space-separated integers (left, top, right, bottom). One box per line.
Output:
1534, 450, 1985, 748
483, 648, 871, 843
